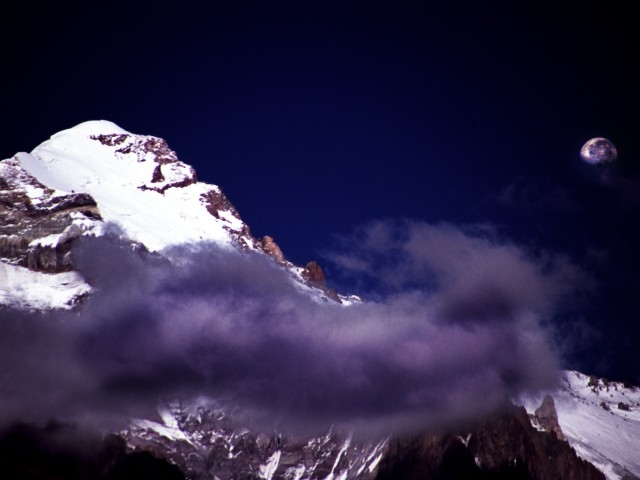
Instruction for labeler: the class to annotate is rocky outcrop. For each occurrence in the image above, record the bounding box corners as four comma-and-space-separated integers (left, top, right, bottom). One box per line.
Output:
199, 188, 255, 249
301, 261, 341, 301
535, 394, 565, 440
376, 404, 604, 480
259, 235, 286, 264
199, 187, 343, 301
90, 133, 180, 166
0, 157, 101, 274
200, 188, 241, 223
124, 401, 607, 480
90, 133, 199, 194
377, 434, 481, 480
301, 261, 326, 286
122, 402, 387, 480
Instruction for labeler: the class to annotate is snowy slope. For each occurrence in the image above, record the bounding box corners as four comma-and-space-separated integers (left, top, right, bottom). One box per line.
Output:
0, 120, 341, 309
0, 262, 91, 310
557, 372, 640, 480
523, 371, 640, 480
19, 120, 250, 252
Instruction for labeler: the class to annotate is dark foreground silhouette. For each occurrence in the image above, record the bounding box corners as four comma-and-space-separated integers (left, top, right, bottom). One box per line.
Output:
0, 421, 185, 480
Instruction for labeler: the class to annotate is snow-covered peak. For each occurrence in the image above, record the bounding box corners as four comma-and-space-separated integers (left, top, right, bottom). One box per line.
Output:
18, 120, 251, 253
51, 119, 130, 137
0, 120, 261, 310
1, 121, 341, 310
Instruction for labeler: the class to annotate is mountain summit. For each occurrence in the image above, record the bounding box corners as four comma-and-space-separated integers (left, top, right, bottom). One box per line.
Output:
0, 120, 339, 309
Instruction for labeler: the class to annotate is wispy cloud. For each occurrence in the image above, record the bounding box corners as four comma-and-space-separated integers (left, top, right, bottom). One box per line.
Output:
495, 178, 578, 212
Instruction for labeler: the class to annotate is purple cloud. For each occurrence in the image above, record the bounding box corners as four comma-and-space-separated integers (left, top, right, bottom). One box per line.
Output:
0, 223, 580, 437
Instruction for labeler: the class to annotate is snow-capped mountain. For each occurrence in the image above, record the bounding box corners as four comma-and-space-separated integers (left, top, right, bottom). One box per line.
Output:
123, 398, 387, 480
1, 121, 638, 479
0, 120, 342, 310
0, 120, 376, 479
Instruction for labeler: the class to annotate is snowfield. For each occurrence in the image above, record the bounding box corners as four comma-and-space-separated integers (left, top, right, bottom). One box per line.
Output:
0, 262, 91, 310
522, 370, 640, 480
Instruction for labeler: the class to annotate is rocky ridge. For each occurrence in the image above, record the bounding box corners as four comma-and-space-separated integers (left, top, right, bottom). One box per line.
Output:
377, 402, 604, 480
123, 390, 622, 480
122, 399, 387, 480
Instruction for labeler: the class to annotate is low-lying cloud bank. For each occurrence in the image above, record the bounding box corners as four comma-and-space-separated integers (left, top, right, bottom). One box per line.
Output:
0, 221, 582, 437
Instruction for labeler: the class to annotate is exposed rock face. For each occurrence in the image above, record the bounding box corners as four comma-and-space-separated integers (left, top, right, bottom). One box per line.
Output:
259, 235, 286, 264
200, 188, 239, 220
377, 434, 481, 480
535, 394, 565, 441
0, 157, 101, 274
301, 261, 326, 286
376, 404, 604, 480
301, 261, 341, 301
90, 133, 198, 194
121, 401, 387, 480
199, 188, 254, 249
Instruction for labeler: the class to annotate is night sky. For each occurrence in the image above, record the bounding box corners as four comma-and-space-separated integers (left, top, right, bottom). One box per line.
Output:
2, 3, 639, 384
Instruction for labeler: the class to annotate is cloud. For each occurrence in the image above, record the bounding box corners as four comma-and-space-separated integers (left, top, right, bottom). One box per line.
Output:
495, 178, 578, 212
327, 221, 582, 310
0, 224, 580, 437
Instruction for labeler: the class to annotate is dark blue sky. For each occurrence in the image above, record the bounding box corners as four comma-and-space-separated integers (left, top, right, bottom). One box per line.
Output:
2, 2, 639, 382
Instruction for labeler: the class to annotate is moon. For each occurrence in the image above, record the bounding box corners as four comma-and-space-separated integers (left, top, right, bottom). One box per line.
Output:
580, 137, 617, 165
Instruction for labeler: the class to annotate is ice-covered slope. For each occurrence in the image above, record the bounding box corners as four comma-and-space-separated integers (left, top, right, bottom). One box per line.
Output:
524, 371, 640, 480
